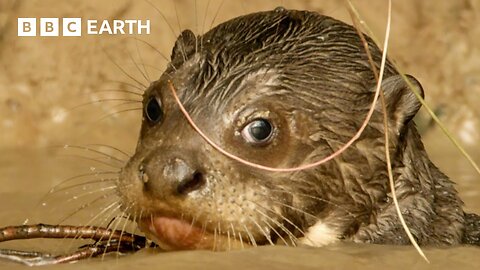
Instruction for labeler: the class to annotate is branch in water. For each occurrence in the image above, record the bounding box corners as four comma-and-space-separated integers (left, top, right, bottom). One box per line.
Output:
0, 224, 156, 266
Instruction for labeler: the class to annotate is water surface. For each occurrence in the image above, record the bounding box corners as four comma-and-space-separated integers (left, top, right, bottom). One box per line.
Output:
0, 133, 479, 269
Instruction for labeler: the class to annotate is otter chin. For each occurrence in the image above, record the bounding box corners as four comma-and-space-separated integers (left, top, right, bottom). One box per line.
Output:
138, 216, 249, 250
116, 8, 480, 250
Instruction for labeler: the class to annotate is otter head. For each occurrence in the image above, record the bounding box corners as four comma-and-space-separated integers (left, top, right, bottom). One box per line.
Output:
117, 8, 427, 250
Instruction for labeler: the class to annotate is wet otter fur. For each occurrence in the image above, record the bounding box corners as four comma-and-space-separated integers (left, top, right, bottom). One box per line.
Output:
117, 8, 480, 249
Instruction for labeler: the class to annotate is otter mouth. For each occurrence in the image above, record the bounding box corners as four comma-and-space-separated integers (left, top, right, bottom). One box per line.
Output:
138, 216, 248, 251
138, 216, 206, 250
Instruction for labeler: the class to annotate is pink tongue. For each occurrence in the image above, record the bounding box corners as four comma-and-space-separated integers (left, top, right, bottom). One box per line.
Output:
149, 216, 204, 249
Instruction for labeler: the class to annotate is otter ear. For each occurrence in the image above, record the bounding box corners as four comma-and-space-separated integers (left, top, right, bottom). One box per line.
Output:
376, 74, 424, 133
171, 29, 197, 66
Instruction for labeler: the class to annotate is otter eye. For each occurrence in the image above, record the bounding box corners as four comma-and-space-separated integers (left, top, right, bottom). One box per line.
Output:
145, 96, 163, 124
241, 118, 274, 144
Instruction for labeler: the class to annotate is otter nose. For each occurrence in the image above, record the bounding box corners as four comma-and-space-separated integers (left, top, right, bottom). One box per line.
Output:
140, 157, 205, 196
165, 158, 205, 195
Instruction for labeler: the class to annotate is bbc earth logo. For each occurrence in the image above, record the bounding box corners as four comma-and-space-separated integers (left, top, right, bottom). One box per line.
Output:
17, 18, 151, 36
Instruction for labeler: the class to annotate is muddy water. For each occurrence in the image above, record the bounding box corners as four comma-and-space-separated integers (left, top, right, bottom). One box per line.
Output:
0, 131, 479, 269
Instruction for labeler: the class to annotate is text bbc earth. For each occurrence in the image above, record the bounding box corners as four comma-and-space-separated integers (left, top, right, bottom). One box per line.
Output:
17, 18, 151, 36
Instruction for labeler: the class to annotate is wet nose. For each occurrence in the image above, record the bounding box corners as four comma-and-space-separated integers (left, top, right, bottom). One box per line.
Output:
139, 157, 205, 196
165, 158, 206, 195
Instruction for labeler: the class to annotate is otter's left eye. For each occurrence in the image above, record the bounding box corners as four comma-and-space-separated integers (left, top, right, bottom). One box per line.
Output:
145, 96, 163, 124
241, 118, 274, 145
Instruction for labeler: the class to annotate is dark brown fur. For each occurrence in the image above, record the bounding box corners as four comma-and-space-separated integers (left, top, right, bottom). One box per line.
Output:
117, 8, 480, 248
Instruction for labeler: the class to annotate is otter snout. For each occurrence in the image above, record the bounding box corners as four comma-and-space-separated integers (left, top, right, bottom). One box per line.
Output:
138, 155, 206, 198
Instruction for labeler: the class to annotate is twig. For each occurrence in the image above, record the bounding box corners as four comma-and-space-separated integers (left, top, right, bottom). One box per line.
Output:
0, 224, 153, 265
347, 0, 429, 263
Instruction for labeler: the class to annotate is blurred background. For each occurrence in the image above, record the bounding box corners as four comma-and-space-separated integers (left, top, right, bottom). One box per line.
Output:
0, 1, 479, 268
1, 0, 479, 149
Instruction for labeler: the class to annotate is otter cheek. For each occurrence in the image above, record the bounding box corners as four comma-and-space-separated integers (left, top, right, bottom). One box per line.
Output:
139, 217, 205, 250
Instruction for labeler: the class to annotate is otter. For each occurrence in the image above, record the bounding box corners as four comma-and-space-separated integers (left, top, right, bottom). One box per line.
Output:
117, 8, 480, 250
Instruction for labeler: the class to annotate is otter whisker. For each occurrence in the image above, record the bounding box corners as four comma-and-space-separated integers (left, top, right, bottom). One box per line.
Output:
104, 79, 144, 93
63, 201, 122, 252
104, 217, 132, 261
178, 214, 197, 244
93, 89, 143, 97
172, 1, 187, 63
242, 224, 257, 247
58, 192, 118, 224
144, 0, 180, 41
231, 223, 245, 249
196, 215, 209, 249
86, 143, 132, 159
58, 154, 123, 169
86, 217, 123, 260
216, 221, 222, 250
96, 107, 143, 122
200, 0, 210, 48
252, 205, 297, 246
228, 196, 293, 247
104, 213, 126, 230
189, 210, 204, 235
93, 203, 124, 230
45, 178, 118, 198
260, 200, 322, 244
44, 170, 118, 194
64, 186, 117, 205
49, 191, 117, 226
212, 226, 217, 251
70, 98, 143, 112
268, 199, 317, 221
246, 216, 274, 246
42, 183, 117, 213
81, 207, 125, 250
100, 210, 130, 260
102, 47, 146, 89
130, 209, 140, 247
136, 208, 143, 232
127, 43, 150, 84
149, 213, 154, 233
193, 0, 198, 53
226, 227, 231, 251
104, 101, 146, 112
179, 212, 185, 225
261, 210, 304, 241
270, 187, 358, 220
132, 38, 177, 72
208, 0, 225, 31
85, 144, 132, 159
228, 222, 237, 250
72, 201, 120, 232
126, 59, 167, 74
253, 209, 289, 246
144, 0, 187, 63
62, 145, 127, 165
139, 211, 157, 250
65, 205, 123, 249
115, 212, 134, 257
